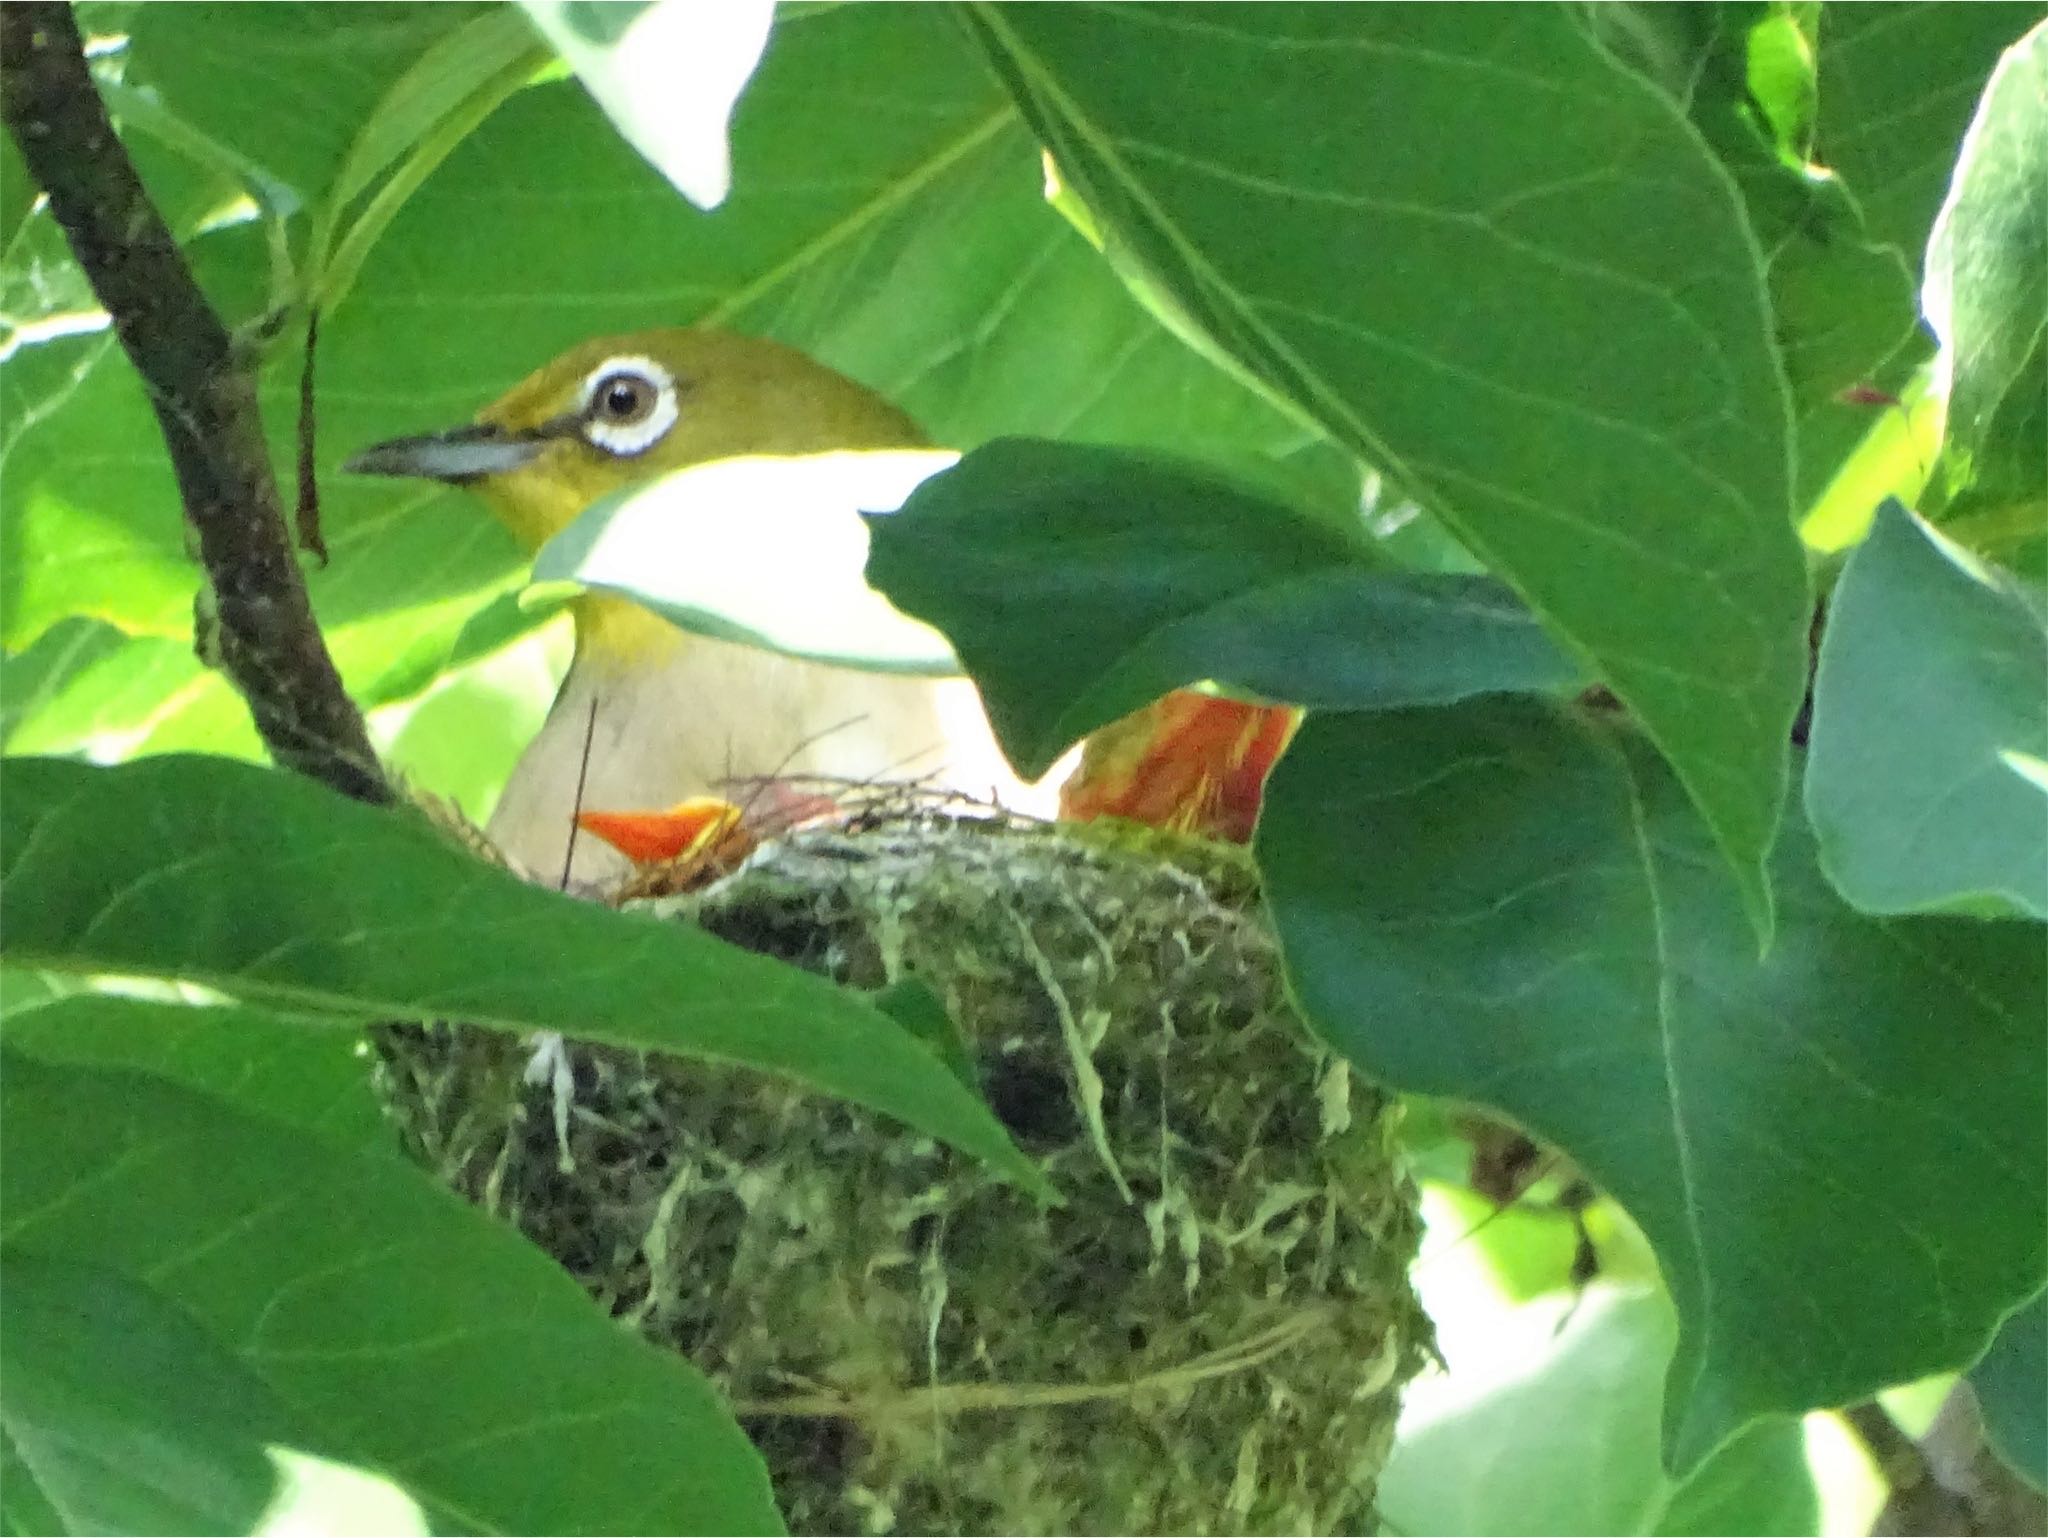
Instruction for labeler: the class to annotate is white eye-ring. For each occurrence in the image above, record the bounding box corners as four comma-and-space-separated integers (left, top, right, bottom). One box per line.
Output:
578, 355, 679, 457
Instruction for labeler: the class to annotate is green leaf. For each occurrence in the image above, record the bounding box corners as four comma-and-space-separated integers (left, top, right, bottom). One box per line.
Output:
1584, 2, 1922, 512
1806, 500, 2048, 918
0, 990, 385, 1148
0, 754, 1051, 1200
1924, 19, 2048, 526
1817, 3, 2047, 264
122, 3, 495, 216
312, 7, 551, 314
533, 449, 965, 675
968, 2, 1811, 936
518, 0, 773, 209
868, 976, 978, 1095
0, 1055, 782, 1534
1972, 1290, 2048, 1492
871, 439, 1583, 777
1257, 697, 2047, 1471
0, 1251, 422, 1537
0, 621, 205, 755
0, 132, 35, 257
1378, 1287, 1817, 1536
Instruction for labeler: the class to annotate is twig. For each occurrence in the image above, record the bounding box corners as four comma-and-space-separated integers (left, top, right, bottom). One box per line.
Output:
0, 2, 388, 805
734, 1302, 1343, 1420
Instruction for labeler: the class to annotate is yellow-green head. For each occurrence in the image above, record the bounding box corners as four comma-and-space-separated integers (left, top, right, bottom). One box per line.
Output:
344, 327, 927, 552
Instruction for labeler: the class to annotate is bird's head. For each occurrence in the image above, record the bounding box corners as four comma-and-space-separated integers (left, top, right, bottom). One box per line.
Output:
344, 328, 927, 552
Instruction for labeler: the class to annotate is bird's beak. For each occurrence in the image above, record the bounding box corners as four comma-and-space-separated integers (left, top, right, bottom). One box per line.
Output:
341, 422, 551, 483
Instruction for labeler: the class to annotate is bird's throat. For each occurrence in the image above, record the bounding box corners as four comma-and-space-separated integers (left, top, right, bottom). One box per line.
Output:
571, 592, 691, 672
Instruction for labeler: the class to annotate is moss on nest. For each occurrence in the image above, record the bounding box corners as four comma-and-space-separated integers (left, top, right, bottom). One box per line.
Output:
376, 813, 1430, 1535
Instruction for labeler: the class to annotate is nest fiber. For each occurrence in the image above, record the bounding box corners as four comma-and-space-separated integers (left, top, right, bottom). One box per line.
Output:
377, 814, 1429, 1534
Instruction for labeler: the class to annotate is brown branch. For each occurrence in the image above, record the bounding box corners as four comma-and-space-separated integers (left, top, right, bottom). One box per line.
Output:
1848, 1391, 2048, 1538
1, 2, 389, 805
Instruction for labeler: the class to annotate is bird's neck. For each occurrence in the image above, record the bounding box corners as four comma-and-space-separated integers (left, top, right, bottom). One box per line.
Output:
570, 593, 690, 673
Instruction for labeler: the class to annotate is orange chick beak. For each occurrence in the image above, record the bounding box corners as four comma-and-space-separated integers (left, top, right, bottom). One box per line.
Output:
576, 795, 755, 868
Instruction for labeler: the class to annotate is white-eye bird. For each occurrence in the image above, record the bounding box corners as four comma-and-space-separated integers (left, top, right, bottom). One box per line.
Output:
345, 329, 1030, 887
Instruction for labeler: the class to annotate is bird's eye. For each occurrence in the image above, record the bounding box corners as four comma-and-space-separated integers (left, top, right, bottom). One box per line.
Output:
593, 372, 655, 424
578, 355, 680, 457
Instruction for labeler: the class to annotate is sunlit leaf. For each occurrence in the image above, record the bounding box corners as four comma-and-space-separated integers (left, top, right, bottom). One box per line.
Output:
533, 449, 963, 674
1379, 1287, 1817, 1536
1923, 20, 2048, 551
519, 0, 774, 209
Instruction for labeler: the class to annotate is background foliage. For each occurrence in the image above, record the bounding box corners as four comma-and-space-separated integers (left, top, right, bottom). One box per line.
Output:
2, 3, 2043, 1533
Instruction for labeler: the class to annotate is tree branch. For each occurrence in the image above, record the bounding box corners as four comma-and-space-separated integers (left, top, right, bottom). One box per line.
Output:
0, 1, 389, 805
1848, 1391, 2048, 1537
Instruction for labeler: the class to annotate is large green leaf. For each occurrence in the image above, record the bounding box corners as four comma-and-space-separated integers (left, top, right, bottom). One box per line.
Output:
0, 989, 385, 1148
870, 438, 1583, 776
0, 1252, 422, 1537
121, 3, 495, 220
1379, 1286, 1817, 1536
0, 754, 1049, 1200
1923, 19, 2048, 542
517, 0, 773, 209
1817, 3, 2047, 265
0, 1055, 781, 1535
1585, 2, 1922, 513
1972, 1290, 2048, 1492
968, 3, 1811, 935
1257, 697, 2047, 1471
1806, 500, 2048, 918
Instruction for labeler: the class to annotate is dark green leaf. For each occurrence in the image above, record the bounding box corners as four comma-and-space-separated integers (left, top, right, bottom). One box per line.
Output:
1972, 1290, 2048, 1492
868, 977, 978, 1094
1258, 697, 2046, 1471
0, 754, 1050, 1200
1817, 3, 2046, 263
871, 439, 1583, 776
0, 990, 386, 1148
1806, 500, 2048, 918
517, 0, 773, 208
1378, 1287, 1817, 1535
0, 1055, 782, 1534
0, 1252, 413, 1537
969, 2, 1810, 935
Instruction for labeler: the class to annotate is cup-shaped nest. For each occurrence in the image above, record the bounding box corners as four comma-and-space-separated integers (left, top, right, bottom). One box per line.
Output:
376, 814, 1430, 1535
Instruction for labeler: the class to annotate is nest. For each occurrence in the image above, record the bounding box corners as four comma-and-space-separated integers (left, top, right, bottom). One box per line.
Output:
376, 812, 1430, 1535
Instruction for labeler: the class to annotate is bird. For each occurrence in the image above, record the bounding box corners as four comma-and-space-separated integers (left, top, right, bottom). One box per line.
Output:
344, 328, 1035, 888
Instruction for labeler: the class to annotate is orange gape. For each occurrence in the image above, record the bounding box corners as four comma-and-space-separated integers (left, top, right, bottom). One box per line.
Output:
576, 795, 754, 868
1058, 691, 1300, 844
